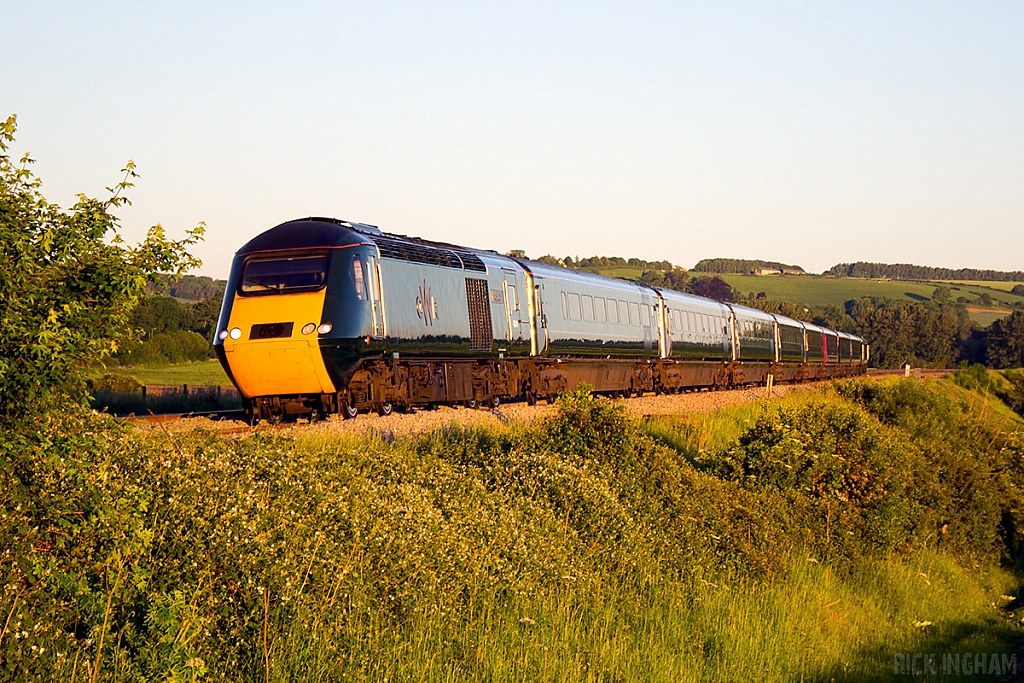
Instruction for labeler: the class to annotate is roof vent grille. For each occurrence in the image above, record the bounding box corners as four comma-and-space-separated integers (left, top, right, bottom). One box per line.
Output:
374, 237, 487, 273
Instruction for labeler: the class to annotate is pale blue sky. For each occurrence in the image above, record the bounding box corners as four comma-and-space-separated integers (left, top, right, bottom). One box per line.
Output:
4, 1, 1022, 277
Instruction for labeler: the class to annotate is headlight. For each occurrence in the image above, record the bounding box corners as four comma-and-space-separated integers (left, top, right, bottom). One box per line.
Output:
229, 327, 242, 340
317, 323, 333, 335
301, 323, 316, 335
218, 329, 229, 340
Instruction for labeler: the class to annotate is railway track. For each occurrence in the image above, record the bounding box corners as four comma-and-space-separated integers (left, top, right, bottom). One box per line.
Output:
124, 369, 953, 435
125, 381, 821, 436
124, 409, 250, 424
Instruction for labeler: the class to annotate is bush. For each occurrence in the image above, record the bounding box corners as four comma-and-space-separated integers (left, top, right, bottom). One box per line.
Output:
4, 380, 1023, 680
118, 331, 213, 366
0, 114, 202, 415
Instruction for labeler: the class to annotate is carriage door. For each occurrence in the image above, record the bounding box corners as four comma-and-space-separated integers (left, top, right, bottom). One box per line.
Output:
661, 303, 672, 358
366, 255, 387, 339
533, 279, 549, 355
501, 268, 522, 350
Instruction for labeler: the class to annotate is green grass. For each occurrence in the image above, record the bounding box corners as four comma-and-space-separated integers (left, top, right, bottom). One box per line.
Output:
933, 279, 1024, 292
89, 358, 233, 386
968, 310, 1011, 328
718, 274, 937, 307
715, 275, 1024, 324
580, 268, 1023, 323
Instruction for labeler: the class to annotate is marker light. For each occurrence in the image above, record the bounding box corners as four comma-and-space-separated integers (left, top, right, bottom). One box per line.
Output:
317, 323, 333, 335
301, 323, 316, 335
218, 329, 229, 340
229, 327, 242, 340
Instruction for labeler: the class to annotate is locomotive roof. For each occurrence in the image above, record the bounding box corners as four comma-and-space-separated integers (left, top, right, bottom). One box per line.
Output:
237, 217, 377, 254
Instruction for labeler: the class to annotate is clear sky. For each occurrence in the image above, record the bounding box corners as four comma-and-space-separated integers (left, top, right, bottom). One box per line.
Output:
4, 1, 1023, 278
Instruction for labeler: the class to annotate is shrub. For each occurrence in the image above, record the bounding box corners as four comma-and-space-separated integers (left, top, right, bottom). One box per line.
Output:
0, 114, 202, 415
5, 380, 1023, 680
118, 331, 213, 366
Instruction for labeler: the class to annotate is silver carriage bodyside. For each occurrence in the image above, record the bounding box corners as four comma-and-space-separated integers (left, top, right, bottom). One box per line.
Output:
655, 288, 732, 361
514, 260, 658, 358
770, 313, 808, 363
726, 303, 777, 362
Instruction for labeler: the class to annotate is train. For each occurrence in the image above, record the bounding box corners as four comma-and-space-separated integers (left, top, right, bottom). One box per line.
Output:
213, 217, 868, 421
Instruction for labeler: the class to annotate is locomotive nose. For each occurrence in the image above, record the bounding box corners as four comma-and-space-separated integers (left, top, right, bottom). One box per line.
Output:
219, 289, 337, 398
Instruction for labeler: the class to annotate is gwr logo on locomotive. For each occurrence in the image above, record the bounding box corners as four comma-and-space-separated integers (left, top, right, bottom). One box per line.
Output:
212, 217, 869, 421
416, 280, 438, 326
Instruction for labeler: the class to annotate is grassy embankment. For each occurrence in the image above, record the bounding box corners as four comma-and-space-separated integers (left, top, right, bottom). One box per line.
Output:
5, 375, 1023, 681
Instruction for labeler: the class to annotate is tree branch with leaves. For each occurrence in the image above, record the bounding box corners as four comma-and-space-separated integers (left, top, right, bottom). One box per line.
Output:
0, 114, 204, 415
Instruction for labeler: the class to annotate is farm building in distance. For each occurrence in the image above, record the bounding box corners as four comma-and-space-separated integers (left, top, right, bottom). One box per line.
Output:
756, 267, 805, 276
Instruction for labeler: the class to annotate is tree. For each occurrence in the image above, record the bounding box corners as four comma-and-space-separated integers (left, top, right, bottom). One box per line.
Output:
0, 114, 203, 414
932, 286, 952, 304
850, 300, 970, 368
987, 311, 1024, 369
1012, 284, 1024, 297
687, 276, 734, 302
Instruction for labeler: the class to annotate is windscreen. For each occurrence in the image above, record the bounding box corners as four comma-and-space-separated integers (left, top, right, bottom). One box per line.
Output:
241, 255, 328, 294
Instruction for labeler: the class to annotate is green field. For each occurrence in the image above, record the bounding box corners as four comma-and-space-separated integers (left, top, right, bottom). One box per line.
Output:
581, 267, 1023, 325
582, 264, 1024, 311
968, 309, 1012, 328
934, 279, 1024, 292
91, 359, 233, 386
717, 274, 1024, 311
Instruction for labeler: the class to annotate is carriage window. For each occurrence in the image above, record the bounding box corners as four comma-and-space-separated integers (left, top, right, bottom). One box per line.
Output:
641, 304, 651, 326
582, 295, 594, 321
507, 285, 518, 312
607, 299, 618, 324
568, 293, 582, 320
241, 255, 328, 294
619, 300, 629, 326
562, 292, 570, 319
352, 256, 366, 300
629, 302, 640, 326
595, 297, 607, 323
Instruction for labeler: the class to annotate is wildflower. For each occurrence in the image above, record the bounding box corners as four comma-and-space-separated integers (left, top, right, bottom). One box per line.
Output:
518, 617, 535, 625
912, 620, 933, 628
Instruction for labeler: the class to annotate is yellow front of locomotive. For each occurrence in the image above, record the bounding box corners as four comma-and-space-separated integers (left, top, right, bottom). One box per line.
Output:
213, 219, 378, 407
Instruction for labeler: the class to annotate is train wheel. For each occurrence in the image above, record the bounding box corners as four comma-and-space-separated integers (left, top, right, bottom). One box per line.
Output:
465, 398, 478, 410
377, 402, 393, 417
487, 395, 501, 408
342, 402, 358, 420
